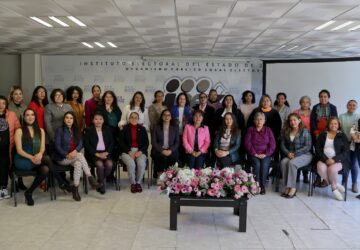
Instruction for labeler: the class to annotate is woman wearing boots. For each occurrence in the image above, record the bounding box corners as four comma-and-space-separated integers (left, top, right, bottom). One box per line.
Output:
14, 108, 72, 206
84, 112, 114, 194
54, 111, 100, 201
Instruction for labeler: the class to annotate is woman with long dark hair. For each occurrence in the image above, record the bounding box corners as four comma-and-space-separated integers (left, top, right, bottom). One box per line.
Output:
151, 109, 179, 178
14, 108, 72, 205
66, 86, 85, 133
213, 112, 241, 169
85, 84, 101, 127
28, 86, 49, 129
54, 111, 100, 201
119, 91, 149, 130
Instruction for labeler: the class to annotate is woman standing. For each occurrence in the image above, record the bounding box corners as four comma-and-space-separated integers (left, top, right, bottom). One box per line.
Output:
151, 109, 179, 178
213, 112, 241, 169
280, 113, 312, 198
14, 109, 72, 205
119, 91, 149, 131
28, 86, 49, 129
119, 112, 149, 193
54, 111, 100, 201
311, 89, 338, 139
8, 86, 27, 125
239, 90, 257, 127
183, 110, 211, 169
315, 117, 349, 201
341, 100, 359, 193
245, 112, 276, 195
65, 86, 85, 133
0, 96, 20, 199
214, 94, 245, 132
148, 90, 167, 135
171, 92, 192, 167
84, 112, 114, 194
274, 92, 291, 127
44, 89, 72, 143
85, 84, 101, 127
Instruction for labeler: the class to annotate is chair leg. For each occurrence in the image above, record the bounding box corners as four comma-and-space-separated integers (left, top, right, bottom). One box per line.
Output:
12, 173, 17, 207
117, 163, 121, 191
147, 161, 151, 189
84, 171, 88, 194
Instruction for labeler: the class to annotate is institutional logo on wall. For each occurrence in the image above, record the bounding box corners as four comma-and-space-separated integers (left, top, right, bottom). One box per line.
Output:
41, 56, 263, 109
163, 77, 228, 108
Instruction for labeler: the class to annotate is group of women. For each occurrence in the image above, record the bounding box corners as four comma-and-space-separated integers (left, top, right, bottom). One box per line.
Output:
0, 84, 359, 205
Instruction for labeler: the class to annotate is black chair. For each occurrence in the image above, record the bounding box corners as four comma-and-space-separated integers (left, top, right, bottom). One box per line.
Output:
51, 162, 88, 199
10, 165, 52, 207
310, 164, 349, 201
117, 156, 150, 190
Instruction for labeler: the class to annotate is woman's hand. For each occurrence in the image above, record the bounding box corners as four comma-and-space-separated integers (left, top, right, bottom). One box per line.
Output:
67, 150, 77, 160
287, 152, 295, 159
326, 158, 335, 166
161, 149, 171, 157
255, 154, 266, 159
134, 151, 142, 158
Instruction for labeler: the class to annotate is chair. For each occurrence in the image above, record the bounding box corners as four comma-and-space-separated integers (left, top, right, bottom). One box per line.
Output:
117, 156, 150, 190
10, 164, 52, 207
51, 162, 88, 200
310, 164, 349, 201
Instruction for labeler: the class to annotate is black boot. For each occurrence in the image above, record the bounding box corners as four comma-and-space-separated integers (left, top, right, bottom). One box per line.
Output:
17, 177, 27, 190
24, 191, 34, 206
59, 181, 72, 193
24, 173, 47, 206
88, 176, 100, 189
72, 186, 81, 201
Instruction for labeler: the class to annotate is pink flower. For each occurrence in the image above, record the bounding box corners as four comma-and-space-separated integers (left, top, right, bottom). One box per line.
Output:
234, 194, 240, 199
190, 178, 199, 188
166, 181, 171, 186
234, 184, 241, 193
196, 191, 202, 197
207, 188, 217, 196
241, 185, 249, 193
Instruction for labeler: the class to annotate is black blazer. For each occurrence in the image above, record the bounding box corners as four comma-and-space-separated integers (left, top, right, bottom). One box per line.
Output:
119, 124, 149, 156
151, 124, 179, 154
315, 131, 350, 170
84, 125, 114, 156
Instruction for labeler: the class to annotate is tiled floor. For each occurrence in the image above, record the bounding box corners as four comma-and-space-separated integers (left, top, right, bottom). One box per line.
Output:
1, 175, 360, 250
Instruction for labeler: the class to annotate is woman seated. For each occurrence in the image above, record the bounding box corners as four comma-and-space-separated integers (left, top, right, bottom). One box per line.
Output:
213, 112, 241, 169
14, 108, 72, 206
119, 112, 149, 193
315, 117, 349, 201
244, 112, 276, 195
54, 111, 100, 201
280, 113, 312, 198
151, 109, 179, 178
84, 112, 114, 194
182, 110, 211, 169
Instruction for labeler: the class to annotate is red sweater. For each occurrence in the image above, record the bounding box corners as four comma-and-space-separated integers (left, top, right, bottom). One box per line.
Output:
28, 101, 45, 129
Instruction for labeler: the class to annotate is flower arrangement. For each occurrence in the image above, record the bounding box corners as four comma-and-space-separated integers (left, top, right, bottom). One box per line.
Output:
158, 166, 259, 199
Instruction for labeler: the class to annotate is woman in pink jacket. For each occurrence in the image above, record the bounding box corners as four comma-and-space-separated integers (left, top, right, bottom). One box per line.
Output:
182, 110, 210, 169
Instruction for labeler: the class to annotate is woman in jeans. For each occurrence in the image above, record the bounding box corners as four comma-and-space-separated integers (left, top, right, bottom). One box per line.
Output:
245, 112, 276, 195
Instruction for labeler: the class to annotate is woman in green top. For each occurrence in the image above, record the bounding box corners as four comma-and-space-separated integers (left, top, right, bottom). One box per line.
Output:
14, 108, 72, 206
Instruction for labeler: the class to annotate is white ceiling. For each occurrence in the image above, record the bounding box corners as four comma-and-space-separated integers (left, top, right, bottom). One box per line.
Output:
1, 0, 360, 59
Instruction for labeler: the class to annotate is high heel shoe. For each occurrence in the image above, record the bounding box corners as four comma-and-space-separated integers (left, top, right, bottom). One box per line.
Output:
286, 190, 297, 199
59, 182, 72, 193
281, 192, 288, 197
88, 176, 101, 189
24, 191, 34, 206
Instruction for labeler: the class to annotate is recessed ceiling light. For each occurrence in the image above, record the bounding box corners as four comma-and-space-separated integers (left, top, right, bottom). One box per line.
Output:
49, 16, 69, 27
331, 21, 354, 31
82, 42, 93, 48
30, 16, 53, 27
67, 16, 86, 27
94, 42, 105, 48
314, 20, 335, 30
107, 42, 117, 48
287, 45, 298, 51
349, 24, 360, 31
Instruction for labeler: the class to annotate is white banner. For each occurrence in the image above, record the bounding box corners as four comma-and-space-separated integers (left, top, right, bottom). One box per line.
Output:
41, 56, 263, 109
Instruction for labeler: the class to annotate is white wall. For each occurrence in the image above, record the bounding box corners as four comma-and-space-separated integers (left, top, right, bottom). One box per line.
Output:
0, 54, 20, 97
265, 61, 360, 114
21, 54, 42, 103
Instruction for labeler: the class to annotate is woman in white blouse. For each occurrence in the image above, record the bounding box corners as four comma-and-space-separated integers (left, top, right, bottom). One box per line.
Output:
118, 91, 149, 131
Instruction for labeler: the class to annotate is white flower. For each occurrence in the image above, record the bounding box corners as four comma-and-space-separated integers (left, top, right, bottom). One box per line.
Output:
159, 172, 167, 182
